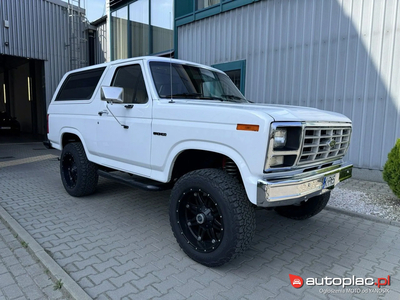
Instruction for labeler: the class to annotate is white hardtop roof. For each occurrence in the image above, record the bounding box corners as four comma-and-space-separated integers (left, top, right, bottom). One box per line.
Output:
66, 56, 223, 74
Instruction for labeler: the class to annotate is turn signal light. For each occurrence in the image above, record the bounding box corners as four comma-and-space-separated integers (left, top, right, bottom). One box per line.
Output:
236, 124, 259, 132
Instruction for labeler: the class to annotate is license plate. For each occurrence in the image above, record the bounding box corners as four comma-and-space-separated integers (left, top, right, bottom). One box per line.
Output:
323, 174, 336, 188
0, 127, 11, 130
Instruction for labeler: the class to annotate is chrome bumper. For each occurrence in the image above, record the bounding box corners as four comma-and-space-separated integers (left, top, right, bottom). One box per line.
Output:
257, 164, 352, 207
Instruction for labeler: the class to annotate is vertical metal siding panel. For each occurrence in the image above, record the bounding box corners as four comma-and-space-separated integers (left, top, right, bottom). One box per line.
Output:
257, 1, 268, 101
358, 0, 374, 168
0, 1, 4, 54
341, 0, 356, 162
310, 0, 323, 109
332, 0, 344, 114
366, 1, 384, 169
370, 1, 388, 169
268, 0, 277, 104
18, 0, 24, 57
9, 0, 16, 55
293, 0, 305, 107
381, 0, 400, 166
303, 0, 314, 108
395, 2, 400, 143
24, 0, 28, 57
348, 0, 364, 167
282, 0, 293, 105
95, 21, 108, 64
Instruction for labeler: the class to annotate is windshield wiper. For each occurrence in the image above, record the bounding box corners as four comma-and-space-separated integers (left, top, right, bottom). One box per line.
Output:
162, 92, 202, 98
197, 96, 224, 101
221, 94, 246, 102
163, 93, 225, 101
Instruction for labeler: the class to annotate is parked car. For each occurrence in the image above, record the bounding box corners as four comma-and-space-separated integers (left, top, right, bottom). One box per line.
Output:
45, 56, 353, 267
0, 111, 20, 135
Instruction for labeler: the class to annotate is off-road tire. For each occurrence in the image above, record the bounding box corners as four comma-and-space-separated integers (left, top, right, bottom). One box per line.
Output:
274, 192, 331, 220
60, 142, 98, 197
169, 168, 256, 267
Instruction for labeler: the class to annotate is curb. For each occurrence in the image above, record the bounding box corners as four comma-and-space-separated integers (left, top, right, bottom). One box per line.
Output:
326, 205, 400, 228
0, 205, 92, 300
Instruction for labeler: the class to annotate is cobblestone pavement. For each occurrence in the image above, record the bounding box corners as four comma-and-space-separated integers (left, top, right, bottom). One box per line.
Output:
0, 217, 65, 300
1, 142, 400, 299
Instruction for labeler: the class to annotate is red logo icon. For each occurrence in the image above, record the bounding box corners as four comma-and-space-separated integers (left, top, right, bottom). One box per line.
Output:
289, 274, 304, 288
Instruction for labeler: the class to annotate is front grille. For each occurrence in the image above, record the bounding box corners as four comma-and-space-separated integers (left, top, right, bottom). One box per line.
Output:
298, 126, 351, 165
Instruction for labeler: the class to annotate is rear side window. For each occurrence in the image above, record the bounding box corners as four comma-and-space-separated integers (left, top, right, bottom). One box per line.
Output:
55, 67, 106, 101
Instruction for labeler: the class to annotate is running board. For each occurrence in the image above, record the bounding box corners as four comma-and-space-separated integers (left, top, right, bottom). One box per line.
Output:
98, 170, 169, 191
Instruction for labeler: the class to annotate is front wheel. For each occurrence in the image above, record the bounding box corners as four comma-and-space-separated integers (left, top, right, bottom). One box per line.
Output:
169, 169, 256, 267
274, 192, 331, 220
60, 142, 98, 197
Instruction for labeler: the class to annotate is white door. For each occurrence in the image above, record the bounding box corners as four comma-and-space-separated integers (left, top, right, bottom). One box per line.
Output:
96, 63, 152, 176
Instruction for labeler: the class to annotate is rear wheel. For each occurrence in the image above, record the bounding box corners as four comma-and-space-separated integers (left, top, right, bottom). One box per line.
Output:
60, 142, 98, 197
274, 192, 331, 220
169, 169, 255, 267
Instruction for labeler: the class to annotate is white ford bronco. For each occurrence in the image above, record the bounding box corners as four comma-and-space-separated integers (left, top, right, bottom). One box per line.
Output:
45, 56, 352, 267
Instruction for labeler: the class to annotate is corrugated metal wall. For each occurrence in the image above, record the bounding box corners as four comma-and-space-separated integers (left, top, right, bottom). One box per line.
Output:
94, 19, 108, 64
0, 0, 88, 107
177, 0, 400, 170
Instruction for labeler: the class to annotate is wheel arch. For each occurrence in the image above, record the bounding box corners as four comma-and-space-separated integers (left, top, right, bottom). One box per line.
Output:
165, 143, 257, 204
59, 128, 94, 162
61, 131, 83, 148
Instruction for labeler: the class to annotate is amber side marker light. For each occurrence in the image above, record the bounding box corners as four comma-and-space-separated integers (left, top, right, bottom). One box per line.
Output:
236, 124, 260, 132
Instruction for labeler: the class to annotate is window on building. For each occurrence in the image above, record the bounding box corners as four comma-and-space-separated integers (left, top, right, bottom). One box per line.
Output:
110, 0, 174, 60
196, 0, 221, 10
130, 0, 149, 57
111, 7, 128, 60
55, 68, 106, 101
212, 60, 246, 95
151, 0, 173, 54
224, 69, 241, 90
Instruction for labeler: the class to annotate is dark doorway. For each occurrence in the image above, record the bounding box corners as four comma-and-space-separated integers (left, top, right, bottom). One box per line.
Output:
0, 54, 46, 137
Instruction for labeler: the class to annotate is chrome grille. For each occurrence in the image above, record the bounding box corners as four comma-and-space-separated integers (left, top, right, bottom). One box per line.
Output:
298, 126, 351, 165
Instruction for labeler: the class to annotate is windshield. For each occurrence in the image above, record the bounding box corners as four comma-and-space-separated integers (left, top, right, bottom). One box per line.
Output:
150, 62, 247, 102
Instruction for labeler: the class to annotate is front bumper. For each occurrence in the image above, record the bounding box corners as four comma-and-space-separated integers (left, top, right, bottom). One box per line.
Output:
257, 164, 352, 207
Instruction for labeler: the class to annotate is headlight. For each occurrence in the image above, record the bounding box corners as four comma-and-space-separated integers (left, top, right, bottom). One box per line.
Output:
265, 123, 302, 171
273, 128, 287, 149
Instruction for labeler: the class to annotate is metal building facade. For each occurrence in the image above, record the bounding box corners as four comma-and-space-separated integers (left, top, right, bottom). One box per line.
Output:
92, 16, 108, 64
177, 0, 400, 170
0, 0, 88, 108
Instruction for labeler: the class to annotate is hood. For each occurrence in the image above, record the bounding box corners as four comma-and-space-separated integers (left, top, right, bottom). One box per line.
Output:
247, 103, 351, 123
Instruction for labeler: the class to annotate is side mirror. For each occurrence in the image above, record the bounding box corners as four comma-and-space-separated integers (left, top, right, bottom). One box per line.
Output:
100, 86, 124, 103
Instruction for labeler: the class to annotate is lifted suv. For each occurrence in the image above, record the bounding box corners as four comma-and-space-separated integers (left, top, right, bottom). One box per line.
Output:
45, 57, 352, 266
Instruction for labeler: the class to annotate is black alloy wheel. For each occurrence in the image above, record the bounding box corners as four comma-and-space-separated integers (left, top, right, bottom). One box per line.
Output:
170, 168, 255, 267
60, 142, 98, 197
176, 188, 224, 253
61, 152, 78, 189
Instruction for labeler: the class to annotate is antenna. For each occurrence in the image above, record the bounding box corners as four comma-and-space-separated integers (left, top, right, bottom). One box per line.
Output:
169, 12, 174, 103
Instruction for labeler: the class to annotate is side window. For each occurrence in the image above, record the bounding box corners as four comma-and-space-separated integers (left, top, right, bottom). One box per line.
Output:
56, 67, 105, 101
111, 64, 148, 104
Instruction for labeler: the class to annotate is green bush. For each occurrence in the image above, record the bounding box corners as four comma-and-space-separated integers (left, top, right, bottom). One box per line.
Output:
383, 139, 400, 198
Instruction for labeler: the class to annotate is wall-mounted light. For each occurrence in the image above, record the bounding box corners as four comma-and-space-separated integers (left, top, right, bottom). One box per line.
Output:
3, 84, 6, 104
27, 77, 32, 101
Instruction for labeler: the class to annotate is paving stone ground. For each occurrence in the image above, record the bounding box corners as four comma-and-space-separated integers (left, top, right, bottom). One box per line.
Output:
0, 215, 65, 300
0, 141, 400, 299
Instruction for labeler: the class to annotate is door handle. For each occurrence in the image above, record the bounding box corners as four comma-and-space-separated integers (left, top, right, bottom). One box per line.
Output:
98, 110, 108, 116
